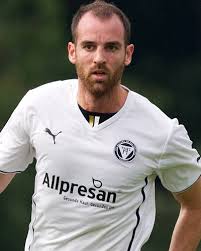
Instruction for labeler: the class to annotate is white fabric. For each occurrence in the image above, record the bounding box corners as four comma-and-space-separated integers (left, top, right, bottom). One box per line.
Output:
0, 79, 200, 251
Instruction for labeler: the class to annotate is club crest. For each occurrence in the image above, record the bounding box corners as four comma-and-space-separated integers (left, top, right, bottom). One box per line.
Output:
114, 140, 136, 162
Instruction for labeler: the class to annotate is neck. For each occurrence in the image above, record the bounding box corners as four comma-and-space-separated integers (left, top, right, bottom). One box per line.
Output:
77, 81, 128, 113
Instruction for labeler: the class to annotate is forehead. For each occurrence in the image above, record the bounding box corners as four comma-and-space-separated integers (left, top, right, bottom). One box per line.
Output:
76, 12, 125, 43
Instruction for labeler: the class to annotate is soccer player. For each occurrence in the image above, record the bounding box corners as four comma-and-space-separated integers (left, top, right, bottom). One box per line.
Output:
0, 1, 201, 250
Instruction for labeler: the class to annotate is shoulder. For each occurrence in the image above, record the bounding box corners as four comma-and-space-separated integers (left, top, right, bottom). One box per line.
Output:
13, 79, 78, 118
21, 79, 78, 106
123, 89, 178, 151
29, 79, 78, 99
128, 90, 173, 129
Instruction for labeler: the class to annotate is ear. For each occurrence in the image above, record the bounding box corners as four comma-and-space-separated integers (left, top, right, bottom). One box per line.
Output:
124, 44, 134, 66
67, 42, 76, 64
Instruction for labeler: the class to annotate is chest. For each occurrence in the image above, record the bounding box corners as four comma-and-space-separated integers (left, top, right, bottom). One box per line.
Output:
30, 112, 159, 194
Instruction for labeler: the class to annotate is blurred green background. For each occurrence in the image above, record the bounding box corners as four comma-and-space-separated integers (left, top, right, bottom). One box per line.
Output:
0, 1, 201, 250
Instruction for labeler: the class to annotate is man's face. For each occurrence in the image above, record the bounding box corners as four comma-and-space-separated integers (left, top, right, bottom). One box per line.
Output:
68, 12, 134, 97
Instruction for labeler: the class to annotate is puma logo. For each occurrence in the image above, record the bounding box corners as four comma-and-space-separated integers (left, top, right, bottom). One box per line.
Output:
45, 128, 62, 144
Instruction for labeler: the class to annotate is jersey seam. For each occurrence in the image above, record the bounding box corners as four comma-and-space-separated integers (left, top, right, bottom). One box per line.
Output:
127, 177, 148, 251
28, 197, 37, 251
157, 120, 174, 170
0, 170, 22, 174
173, 175, 201, 194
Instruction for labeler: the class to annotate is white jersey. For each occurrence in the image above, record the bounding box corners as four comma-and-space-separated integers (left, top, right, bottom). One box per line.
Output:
0, 79, 200, 251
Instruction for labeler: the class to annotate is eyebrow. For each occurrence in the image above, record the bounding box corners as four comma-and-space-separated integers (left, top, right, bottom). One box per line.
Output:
105, 41, 122, 47
80, 41, 95, 45
80, 40, 122, 47
81, 40, 93, 43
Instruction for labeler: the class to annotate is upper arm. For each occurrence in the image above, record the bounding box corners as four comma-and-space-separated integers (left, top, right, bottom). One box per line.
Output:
173, 176, 201, 209
0, 173, 16, 193
157, 119, 201, 193
0, 91, 34, 173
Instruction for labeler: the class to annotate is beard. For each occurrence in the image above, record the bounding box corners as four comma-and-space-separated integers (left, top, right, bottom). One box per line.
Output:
75, 62, 125, 98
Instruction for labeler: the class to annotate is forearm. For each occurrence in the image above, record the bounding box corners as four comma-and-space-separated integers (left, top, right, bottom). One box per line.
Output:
0, 173, 16, 193
169, 207, 201, 251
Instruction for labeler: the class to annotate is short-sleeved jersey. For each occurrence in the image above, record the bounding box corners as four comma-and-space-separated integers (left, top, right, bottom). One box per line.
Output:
0, 80, 200, 251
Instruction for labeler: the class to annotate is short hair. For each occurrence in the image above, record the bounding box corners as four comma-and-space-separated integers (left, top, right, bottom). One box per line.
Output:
71, 0, 131, 45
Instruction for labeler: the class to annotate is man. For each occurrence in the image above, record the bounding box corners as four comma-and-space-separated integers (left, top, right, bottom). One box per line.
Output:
0, 1, 201, 250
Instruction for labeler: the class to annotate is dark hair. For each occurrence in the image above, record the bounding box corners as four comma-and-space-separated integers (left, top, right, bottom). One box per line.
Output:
71, 0, 131, 45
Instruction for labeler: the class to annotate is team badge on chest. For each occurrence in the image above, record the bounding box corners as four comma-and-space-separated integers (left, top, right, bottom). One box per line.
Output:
114, 140, 137, 161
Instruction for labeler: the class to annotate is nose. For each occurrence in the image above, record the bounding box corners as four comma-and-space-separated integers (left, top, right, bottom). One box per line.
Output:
93, 47, 106, 65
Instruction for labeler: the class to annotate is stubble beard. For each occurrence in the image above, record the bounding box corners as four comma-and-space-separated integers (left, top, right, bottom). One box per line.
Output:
76, 63, 125, 98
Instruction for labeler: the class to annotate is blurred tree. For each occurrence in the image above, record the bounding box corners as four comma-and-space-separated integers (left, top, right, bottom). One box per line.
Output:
0, 0, 73, 128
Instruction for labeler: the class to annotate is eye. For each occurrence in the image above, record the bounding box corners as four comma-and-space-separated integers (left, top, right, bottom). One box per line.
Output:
83, 44, 95, 51
106, 44, 119, 52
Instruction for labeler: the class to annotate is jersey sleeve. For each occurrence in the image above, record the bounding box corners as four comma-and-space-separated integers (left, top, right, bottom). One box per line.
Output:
0, 91, 34, 173
156, 118, 201, 193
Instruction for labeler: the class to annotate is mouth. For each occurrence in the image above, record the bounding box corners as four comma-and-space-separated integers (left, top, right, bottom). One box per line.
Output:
91, 70, 107, 80
92, 70, 106, 75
